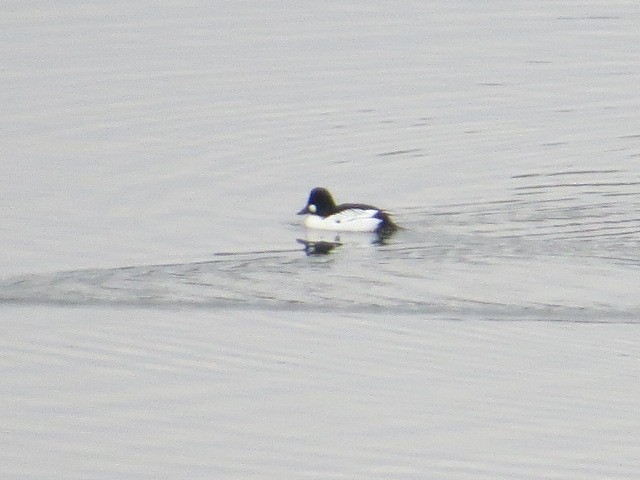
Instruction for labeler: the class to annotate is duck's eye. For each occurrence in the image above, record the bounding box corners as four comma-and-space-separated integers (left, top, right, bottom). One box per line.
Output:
308, 204, 317, 213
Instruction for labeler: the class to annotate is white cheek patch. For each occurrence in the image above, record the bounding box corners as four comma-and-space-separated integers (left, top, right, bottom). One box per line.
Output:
308, 204, 317, 213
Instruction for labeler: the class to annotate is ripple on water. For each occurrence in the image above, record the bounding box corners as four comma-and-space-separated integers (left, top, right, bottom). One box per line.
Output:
1, 214, 638, 322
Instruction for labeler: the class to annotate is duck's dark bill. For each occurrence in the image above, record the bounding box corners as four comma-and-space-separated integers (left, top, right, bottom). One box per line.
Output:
296, 238, 341, 255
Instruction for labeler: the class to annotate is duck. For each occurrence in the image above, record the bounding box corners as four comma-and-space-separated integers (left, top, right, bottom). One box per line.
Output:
297, 187, 397, 237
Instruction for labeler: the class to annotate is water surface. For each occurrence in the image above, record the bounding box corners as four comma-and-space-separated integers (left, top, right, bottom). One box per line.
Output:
1, 1, 640, 478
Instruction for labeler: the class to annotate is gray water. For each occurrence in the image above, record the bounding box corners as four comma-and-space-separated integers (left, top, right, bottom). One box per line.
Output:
2, 2, 640, 478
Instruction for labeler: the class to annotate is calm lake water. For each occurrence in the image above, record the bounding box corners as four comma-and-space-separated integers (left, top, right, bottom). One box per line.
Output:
2, 1, 640, 478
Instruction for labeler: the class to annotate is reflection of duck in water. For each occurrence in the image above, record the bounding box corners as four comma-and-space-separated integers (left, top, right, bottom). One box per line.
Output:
296, 238, 341, 255
297, 187, 398, 238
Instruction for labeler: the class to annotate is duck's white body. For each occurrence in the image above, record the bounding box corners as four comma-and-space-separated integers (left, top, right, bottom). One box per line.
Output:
303, 208, 383, 232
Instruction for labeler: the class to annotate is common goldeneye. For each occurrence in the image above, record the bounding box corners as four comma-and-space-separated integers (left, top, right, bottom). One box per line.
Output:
297, 187, 397, 237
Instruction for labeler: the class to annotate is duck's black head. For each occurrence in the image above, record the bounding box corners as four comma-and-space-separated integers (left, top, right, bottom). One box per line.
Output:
297, 187, 338, 217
